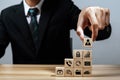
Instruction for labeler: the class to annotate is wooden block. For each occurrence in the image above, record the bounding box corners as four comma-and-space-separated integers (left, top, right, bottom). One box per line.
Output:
64, 68, 74, 77
83, 68, 92, 77
74, 58, 83, 68
55, 67, 64, 76
74, 68, 82, 77
73, 50, 83, 59
64, 58, 74, 68
83, 59, 92, 67
83, 38, 92, 48
83, 50, 92, 59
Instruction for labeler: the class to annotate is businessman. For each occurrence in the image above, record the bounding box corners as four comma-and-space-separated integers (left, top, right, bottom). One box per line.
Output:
0, 0, 111, 64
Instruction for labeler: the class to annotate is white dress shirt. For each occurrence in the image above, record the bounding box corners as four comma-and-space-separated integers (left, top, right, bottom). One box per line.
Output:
23, 0, 44, 24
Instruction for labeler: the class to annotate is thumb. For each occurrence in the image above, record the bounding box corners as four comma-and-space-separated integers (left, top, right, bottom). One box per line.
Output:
76, 26, 84, 41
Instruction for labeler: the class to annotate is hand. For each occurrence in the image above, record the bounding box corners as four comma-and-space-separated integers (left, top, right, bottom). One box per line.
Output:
77, 6, 110, 41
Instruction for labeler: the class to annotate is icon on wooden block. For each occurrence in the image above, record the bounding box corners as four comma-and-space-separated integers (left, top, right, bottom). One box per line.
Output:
74, 58, 83, 68
83, 68, 92, 77
83, 59, 92, 67
76, 51, 80, 57
55, 67, 64, 76
64, 68, 73, 77
64, 59, 73, 68
83, 38, 92, 47
73, 50, 83, 59
74, 68, 82, 77
83, 50, 92, 59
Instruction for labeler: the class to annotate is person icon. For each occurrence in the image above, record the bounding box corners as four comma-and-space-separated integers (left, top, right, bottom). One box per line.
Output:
85, 39, 91, 46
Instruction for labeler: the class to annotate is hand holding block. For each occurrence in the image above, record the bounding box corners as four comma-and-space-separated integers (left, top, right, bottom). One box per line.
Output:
73, 50, 83, 59
83, 38, 92, 47
55, 67, 64, 76
64, 59, 74, 68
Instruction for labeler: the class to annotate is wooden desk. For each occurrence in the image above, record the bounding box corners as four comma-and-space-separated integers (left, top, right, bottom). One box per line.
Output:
0, 64, 120, 80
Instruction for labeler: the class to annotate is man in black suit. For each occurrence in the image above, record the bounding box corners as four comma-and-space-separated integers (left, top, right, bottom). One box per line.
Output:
0, 0, 111, 64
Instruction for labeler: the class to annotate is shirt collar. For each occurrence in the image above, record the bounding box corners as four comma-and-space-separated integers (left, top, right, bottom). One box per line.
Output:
23, 0, 44, 16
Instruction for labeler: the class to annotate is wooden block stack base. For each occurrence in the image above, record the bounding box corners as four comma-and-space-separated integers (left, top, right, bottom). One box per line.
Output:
56, 38, 92, 77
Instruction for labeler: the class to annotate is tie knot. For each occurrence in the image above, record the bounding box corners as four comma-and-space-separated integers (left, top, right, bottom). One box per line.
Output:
28, 8, 39, 16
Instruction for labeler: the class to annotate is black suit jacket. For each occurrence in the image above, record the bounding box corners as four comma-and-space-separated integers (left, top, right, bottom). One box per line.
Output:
0, 0, 111, 64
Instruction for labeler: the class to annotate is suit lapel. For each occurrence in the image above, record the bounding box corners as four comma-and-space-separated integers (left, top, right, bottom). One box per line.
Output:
15, 2, 36, 53
14, 1, 55, 54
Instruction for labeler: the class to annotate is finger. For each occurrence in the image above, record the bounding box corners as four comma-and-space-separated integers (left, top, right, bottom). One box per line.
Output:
87, 8, 99, 41
77, 8, 90, 30
76, 26, 84, 41
105, 8, 110, 26
96, 8, 106, 30
77, 11, 86, 41
91, 24, 99, 41
100, 8, 106, 29
87, 7, 99, 26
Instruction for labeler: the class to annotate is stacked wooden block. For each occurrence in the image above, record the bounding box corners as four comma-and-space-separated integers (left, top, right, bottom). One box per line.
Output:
56, 38, 92, 77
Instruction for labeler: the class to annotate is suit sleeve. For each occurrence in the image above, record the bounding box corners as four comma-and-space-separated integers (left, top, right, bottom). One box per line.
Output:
0, 11, 10, 58
66, 0, 81, 30
67, 0, 111, 40
84, 24, 112, 40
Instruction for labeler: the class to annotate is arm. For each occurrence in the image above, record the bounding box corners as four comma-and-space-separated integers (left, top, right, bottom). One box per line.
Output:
76, 7, 111, 41
67, 0, 111, 41
0, 11, 10, 58
66, 0, 81, 30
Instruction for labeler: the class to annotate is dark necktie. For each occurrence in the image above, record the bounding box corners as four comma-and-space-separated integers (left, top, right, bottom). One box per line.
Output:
28, 8, 39, 49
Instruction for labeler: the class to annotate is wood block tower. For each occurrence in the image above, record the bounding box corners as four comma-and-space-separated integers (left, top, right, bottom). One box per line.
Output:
56, 38, 93, 77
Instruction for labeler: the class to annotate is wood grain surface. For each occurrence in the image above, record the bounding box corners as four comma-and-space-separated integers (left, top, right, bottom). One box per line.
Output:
0, 64, 120, 80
